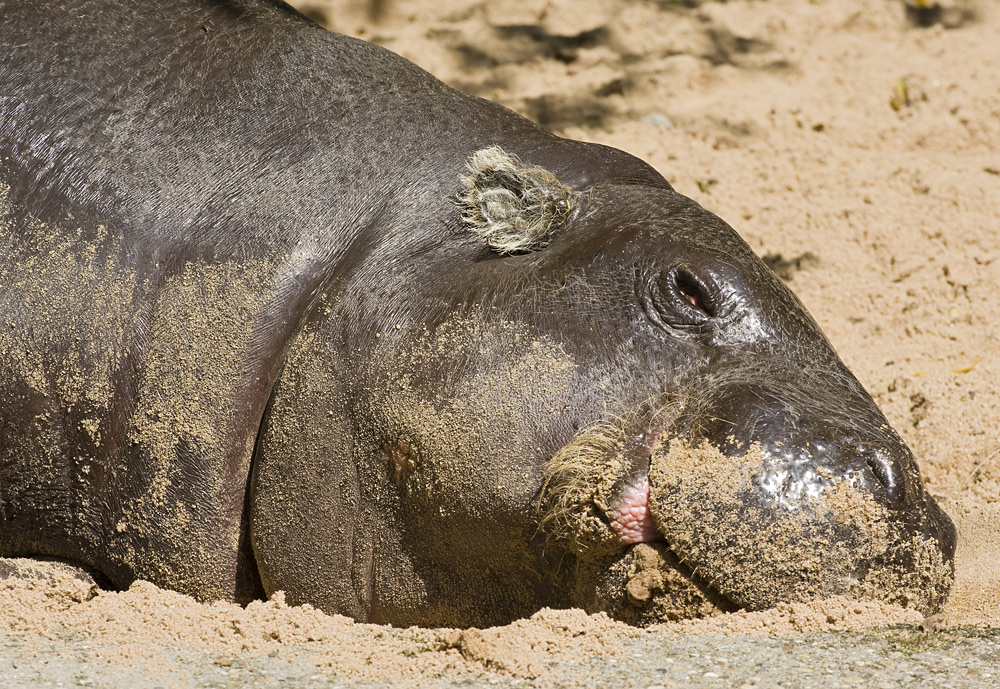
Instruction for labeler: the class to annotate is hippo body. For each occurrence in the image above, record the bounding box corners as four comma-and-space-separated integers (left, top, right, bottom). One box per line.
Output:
0, 0, 954, 626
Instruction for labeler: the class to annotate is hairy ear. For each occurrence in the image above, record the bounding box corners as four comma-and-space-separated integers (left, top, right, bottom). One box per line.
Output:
457, 146, 573, 255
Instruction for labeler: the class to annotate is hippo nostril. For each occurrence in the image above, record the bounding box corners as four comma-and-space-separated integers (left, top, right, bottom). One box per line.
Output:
861, 447, 902, 503
865, 453, 889, 489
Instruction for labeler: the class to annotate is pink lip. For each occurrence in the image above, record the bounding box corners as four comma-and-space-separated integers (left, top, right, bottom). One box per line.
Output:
609, 477, 662, 544
608, 427, 665, 545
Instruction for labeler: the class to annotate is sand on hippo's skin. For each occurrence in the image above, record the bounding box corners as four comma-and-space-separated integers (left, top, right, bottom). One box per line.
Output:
3, 0, 999, 684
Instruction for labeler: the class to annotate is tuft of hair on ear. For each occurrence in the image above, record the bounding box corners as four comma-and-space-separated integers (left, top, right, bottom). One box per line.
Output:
456, 145, 574, 255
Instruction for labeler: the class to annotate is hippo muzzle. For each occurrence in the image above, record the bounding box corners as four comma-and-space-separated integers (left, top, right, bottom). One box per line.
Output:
541, 367, 956, 623
659, 367, 954, 603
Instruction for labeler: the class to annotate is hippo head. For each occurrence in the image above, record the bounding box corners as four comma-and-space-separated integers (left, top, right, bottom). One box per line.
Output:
251, 145, 955, 627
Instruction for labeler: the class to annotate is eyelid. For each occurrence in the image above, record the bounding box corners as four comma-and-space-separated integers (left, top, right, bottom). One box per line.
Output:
672, 266, 715, 318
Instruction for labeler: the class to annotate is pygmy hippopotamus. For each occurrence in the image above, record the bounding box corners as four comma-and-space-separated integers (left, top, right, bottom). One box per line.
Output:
0, 0, 955, 627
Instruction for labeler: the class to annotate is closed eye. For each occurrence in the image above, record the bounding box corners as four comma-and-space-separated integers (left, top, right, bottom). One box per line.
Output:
674, 269, 713, 317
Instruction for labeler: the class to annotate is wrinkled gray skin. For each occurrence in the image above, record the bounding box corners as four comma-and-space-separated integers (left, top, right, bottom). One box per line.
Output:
0, 0, 954, 627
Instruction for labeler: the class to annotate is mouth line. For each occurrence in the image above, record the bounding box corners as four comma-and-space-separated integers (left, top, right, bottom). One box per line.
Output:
538, 410, 738, 614
599, 426, 745, 614
605, 427, 661, 545
609, 475, 661, 545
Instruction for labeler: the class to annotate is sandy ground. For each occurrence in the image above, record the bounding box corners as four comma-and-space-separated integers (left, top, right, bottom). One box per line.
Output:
3, 0, 999, 686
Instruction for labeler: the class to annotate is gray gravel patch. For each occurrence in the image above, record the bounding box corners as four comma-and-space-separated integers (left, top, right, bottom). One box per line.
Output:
3, 626, 998, 689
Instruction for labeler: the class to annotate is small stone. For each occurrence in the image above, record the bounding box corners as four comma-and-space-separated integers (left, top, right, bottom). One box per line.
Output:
645, 113, 675, 129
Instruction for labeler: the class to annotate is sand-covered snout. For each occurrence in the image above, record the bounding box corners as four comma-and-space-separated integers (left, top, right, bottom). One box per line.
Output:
647, 438, 954, 616
539, 402, 955, 626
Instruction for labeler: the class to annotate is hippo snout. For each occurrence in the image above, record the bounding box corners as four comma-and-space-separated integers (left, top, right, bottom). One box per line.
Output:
646, 375, 956, 614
